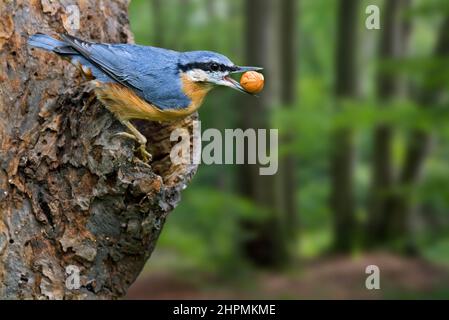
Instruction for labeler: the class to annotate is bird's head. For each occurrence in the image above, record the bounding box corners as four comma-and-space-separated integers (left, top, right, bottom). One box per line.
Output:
179, 51, 262, 94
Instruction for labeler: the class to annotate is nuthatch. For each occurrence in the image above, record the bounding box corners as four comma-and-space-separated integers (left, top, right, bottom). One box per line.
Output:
28, 33, 262, 161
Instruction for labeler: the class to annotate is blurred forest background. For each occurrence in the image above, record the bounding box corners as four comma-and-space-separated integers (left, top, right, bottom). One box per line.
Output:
126, 0, 449, 299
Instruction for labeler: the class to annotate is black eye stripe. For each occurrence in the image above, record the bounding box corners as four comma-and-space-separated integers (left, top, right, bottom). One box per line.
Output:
210, 63, 220, 71
179, 62, 237, 73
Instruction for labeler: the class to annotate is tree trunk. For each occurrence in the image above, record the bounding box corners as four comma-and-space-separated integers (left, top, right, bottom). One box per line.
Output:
0, 0, 197, 299
367, 0, 411, 247
279, 0, 299, 244
151, 0, 165, 47
388, 16, 449, 249
238, 0, 287, 267
330, 0, 359, 253
175, 0, 191, 51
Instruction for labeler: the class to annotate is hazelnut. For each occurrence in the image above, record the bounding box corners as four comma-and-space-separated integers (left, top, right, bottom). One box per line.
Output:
240, 71, 264, 94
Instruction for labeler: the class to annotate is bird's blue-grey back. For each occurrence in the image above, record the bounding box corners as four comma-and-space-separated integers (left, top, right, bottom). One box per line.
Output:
28, 34, 192, 109
86, 43, 192, 109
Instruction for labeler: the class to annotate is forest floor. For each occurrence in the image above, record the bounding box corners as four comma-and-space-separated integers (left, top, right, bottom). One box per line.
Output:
125, 252, 449, 299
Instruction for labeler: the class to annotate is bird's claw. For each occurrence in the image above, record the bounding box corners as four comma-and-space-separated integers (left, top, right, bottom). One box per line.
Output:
137, 145, 152, 163
114, 132, 138, 142
114, 131, 152, 162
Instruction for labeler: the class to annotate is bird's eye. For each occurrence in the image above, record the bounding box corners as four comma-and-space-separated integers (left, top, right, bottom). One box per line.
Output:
210, 63, 220, 72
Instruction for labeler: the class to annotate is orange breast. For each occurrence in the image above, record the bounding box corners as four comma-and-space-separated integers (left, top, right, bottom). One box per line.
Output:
94, 77, 212, 122
180, 73, 213, 112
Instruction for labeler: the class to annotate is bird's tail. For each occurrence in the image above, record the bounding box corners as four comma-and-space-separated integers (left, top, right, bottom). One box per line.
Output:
28, 33, 67, 52
28, 33, 112, 83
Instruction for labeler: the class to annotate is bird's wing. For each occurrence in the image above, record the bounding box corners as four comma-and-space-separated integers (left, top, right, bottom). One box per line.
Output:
60, 34, 190, 110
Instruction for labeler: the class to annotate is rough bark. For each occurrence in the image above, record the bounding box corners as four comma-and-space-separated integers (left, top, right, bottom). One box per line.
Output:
0, 0, 197, 299
330, 0, 359, 252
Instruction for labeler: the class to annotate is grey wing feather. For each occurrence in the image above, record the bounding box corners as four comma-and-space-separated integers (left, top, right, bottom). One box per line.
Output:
60, 34, 190, 110
28, 33, 115, 83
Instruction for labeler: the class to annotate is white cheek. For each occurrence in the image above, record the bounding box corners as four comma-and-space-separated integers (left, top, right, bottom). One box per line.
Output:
187, 69, 209, 82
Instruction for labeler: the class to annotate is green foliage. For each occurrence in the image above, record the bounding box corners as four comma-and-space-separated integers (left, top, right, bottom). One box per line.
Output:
422, 237, 449, 266
129, 0, 449, 280
157, 177, 270, 273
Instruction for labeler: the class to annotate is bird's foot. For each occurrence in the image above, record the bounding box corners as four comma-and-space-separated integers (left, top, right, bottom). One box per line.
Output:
114, 132, 138, 142
137, 144, 152, 163
114, 132, 152, 162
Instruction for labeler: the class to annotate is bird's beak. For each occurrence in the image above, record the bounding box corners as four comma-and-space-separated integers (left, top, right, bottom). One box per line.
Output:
222, 75, 250, 94
221, 66, 263, 95
231, 66, 264, 74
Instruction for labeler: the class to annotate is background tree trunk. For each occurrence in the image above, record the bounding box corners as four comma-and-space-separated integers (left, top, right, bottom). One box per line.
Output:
367, 0, 411, 247
330, 0, 359, 253
279, 0, 299, 247
151, 0, 165, 47
238, 0, 287, 267
388, 16, 449, 250
0, 0, 197, 299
